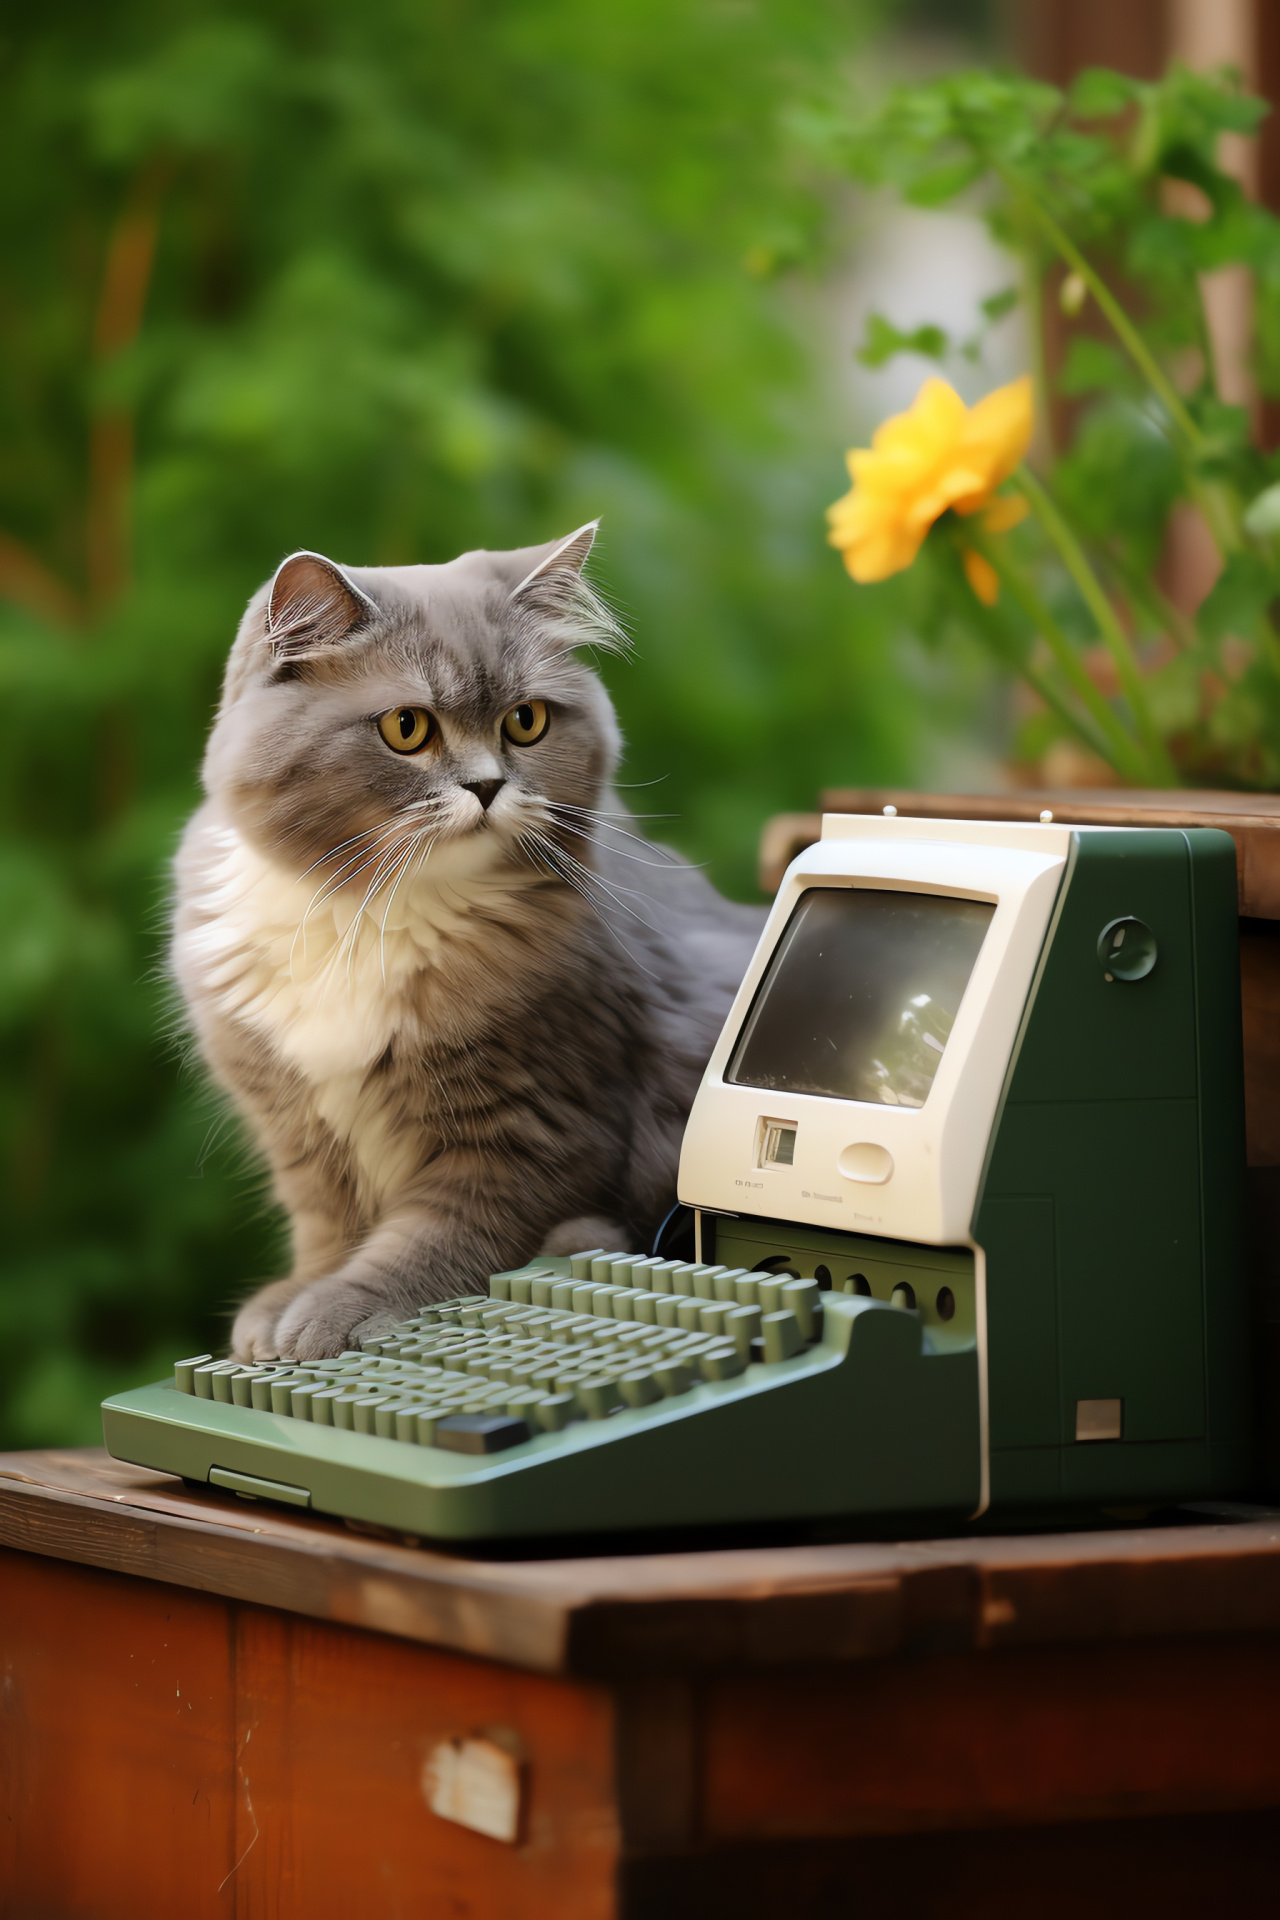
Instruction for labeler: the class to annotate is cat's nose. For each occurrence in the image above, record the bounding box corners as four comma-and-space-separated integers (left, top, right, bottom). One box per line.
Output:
461, 778, 505, 811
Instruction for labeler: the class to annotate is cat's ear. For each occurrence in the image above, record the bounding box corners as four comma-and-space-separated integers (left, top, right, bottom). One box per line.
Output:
509, 521, 599, 600
266, 551, 377, 657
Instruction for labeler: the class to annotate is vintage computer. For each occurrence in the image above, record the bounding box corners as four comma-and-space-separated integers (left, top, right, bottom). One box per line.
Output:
102, 814, 1251, 1538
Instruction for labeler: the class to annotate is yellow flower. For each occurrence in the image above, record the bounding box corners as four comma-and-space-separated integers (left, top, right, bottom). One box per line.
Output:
826, 374, 1034, 585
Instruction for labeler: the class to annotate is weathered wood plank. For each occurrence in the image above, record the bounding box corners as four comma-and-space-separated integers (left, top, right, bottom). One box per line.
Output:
620, 1814, 1280, 1920
702, 1636, 1280, 1838
0, 1548, 621, 1920
5, 1452, 1280, 1678
0, 1549, 238, 1915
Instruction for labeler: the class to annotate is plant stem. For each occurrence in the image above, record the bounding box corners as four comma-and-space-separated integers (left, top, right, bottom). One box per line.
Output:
1023, 252, 1054, 462
1008, 181, 1200, 447
948, 534, 1112, 757
1013, 466, 1179, 784
962, 528, 1157, 784
1003, 176, 1243, 558
1107, 554, 1199, 656
989, 632, 1118, 771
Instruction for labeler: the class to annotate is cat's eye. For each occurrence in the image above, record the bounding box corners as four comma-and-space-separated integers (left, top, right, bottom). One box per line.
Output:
501, 699, 549, 746
377, 707, 437, 754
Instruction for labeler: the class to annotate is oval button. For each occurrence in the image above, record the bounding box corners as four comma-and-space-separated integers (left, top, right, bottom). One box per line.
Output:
838, 1142, 894, 1185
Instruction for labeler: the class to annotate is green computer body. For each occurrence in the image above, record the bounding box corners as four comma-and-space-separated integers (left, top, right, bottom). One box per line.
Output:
699, 824, 1251, 1519
101, 818, 1251, 1537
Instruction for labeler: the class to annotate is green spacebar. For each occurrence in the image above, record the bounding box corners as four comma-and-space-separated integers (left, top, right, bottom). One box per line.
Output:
209, 1466, 312, 1507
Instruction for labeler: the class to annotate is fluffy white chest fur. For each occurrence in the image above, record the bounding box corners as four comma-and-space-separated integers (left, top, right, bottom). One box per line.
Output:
177, 819, 526, 1203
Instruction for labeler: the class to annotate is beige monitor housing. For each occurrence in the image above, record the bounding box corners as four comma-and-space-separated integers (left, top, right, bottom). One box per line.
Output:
678, 814, 1073, 1248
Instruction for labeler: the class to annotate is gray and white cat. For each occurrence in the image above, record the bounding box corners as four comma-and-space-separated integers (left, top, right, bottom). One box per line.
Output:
173, 524, 764, 1361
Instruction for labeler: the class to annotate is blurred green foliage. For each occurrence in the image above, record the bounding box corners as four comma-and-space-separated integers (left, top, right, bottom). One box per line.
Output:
0, 0, 951, 1442
835, 64, 1280, 787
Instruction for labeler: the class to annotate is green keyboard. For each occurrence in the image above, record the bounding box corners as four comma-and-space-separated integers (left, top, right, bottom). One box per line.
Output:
101, 1249, 981, 1540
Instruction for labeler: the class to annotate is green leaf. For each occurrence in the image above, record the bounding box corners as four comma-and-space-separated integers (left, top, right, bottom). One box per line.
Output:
1057, 336, 1130, 397
1068, 68, 1139, 121
1244, 483, 1280, 540
856, 313, 949, 369
1198, 552, 1278, 644
904, 156, 984, 208
980, 287, 1018, 322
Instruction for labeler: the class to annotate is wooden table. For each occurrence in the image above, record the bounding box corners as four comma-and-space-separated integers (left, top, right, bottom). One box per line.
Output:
5, 1452, 1280, 1916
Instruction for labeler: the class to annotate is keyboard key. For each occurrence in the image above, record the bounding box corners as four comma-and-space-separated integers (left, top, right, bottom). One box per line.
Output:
761, 1310, 803, 1363
193, 1361, 233, 1401
649, 1260, 683, 1293
619, 1368, 659, 1407
698, 1304, 728, 1338
712, 1269, 745, 1302
732, 1273, 760, 1307
249, 1371, 289, 1412
779, 1278, 821, 1340
652, 1358, 694, 1397
173, 1354, 213, 1394
230, 1368, 271, 1408
725, 1304, 762, 1357
211, 1366, 242, 1405
676, 1298, 702, 1332
672, 1334, 715, 1359
392, 1403, 429, 1442
352, 1393, 393, 1434
570, 1248, 605, 1280
375, 1399, 417, 1439
270, 1374, 310, 1416
535, 1393, 578, 1432
436, 1414, 531, 1454
693, 1266, 726, 1300
699, 1343, 746, 1382
576, 1376, 623, 1420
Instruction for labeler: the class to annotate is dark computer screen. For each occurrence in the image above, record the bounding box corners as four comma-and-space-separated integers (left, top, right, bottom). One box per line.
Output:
727, 887, 995, 1108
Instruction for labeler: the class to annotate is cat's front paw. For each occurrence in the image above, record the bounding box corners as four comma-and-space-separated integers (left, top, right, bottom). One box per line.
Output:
231, 1277, 311, 1362
272, 1277, 401, 1361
